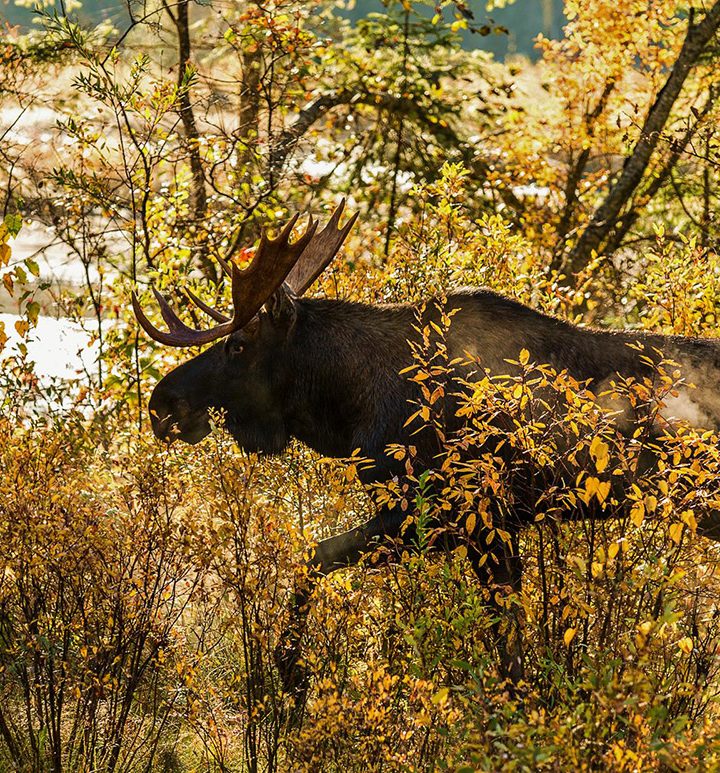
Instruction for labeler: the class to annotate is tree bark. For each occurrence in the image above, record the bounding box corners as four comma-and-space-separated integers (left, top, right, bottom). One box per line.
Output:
237, 40, 262, 171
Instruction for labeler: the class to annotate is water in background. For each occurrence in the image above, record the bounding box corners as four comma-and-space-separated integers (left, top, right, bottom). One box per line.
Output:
1, 0, 564, 60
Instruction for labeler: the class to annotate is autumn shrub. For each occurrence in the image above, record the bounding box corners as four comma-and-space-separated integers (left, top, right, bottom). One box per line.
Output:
281, 314, 720, 770
5, 154, 720, 771
6, 180, 720, 771
0, 399, 202, 770
2, 0, 720, 767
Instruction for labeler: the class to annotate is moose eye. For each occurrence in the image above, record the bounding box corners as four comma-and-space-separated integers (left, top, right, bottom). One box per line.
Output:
226, 337, 245, 356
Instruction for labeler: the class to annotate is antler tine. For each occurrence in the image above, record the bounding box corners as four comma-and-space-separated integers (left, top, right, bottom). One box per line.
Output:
285, 199, 358, 296
185, 288, 231, 323
132, 290, 237, 347
216, 254, 233, 278
216, 215, 305, 279
132, 292, 179, 347
153, 288, 192, 333
274, 212, 301, 245
229, 214, 318, 318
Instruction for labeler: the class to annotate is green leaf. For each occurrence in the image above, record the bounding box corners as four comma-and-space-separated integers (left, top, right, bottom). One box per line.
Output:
3, 213, 22, 238
26, 301, 40, 326
25, 258, 40, 277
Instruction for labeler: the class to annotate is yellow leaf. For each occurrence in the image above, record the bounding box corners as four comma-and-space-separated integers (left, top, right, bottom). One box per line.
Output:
465, 512, 477, 535
608, 542, 620, 560
431, 687, 449, 705
519, 348, 530, 365
589, 436, 609, 473
669, 522, 684, 544
596, 481, 610, 504
403, 409, 421, 428
677, 636, 693, 655
564, 627, 577, 646
0, 243, 10, 266
681, 510, 697, 532
579, 476, 596, 504
14, 319, 28, 337
481, 509, 493, 530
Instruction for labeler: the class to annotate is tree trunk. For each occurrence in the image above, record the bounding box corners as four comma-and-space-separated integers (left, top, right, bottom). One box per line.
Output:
565, 2, 720, 275
163, 0, 212, 272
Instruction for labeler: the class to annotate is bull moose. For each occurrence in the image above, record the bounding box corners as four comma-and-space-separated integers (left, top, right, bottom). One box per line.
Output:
133, 201, 720, 691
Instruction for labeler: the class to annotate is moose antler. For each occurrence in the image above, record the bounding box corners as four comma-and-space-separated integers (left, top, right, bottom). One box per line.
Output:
132, 201, 356, 347
285, 199, 359, 295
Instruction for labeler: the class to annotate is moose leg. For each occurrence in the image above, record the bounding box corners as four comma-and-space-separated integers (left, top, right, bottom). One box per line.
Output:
469, 530, 524, 685
275, 508, 410, 709
311, 507, 412, 574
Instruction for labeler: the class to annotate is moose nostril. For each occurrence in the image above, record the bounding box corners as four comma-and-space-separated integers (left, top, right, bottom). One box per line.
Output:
149, 396, 171, 434
149, 407, 172, 440
149, 394, 191, 441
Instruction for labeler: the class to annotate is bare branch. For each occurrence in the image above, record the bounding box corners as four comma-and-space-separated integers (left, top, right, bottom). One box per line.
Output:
269, 88, 524, 214
604, 88, 718, 255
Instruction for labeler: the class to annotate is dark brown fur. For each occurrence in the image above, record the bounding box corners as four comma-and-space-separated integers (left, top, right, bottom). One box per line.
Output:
151, 288, 720, 468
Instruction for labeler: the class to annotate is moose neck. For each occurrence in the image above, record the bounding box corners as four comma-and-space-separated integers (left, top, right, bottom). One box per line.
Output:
283, 297, 414, 468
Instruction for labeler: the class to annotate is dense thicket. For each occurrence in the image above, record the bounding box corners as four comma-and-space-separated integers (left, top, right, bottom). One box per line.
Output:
1, 1, 720, 769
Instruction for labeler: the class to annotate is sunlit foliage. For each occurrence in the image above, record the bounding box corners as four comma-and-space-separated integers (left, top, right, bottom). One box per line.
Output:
2, 0, 720, 770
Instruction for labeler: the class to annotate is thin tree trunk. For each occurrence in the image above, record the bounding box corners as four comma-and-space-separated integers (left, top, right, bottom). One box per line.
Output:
603, 89, 717, 255
238, 42, 262, 170
385, 4, 410, 257
552, 78, 616, 265
163, 0, 211, 271
701, 122, 714, 250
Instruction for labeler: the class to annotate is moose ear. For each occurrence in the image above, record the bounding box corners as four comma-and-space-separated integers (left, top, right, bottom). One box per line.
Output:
264, 283, 297, 330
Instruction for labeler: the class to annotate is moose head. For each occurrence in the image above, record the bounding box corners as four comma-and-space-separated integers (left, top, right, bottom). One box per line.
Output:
132, 202, 358, 453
